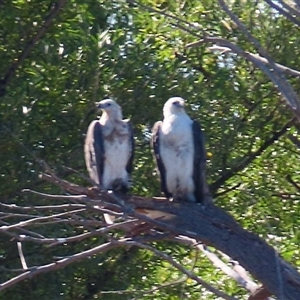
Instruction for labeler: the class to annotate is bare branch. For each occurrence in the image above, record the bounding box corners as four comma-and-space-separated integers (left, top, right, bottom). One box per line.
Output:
264, 0, 300, 26
210, 118, 295, 192
0, 219, 46, 239
22, 189, 88, 200
277, 0, 300, 19
172, 235, 261, 295
98, 277, 187, 298
0, 209, 85, 230
0, 240, 119, 292
217, 0, 300, 120
17, 242, 28, 270
39, 172, 91, 195
117, 239, 238, 300
2, 171, 300, 298
0, 202, 85, 211
5, 219, 137, 246
130, 0, 300, 121
200, 245, 257, 292
286, 174, 300, 192
207, 45, 300, 77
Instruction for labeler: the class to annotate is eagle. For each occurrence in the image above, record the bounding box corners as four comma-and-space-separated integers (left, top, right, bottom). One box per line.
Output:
151, 97, 210, 203
84, 99, 134, 222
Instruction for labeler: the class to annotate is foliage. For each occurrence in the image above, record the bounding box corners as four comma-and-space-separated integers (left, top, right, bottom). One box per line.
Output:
1, 0, 300, 299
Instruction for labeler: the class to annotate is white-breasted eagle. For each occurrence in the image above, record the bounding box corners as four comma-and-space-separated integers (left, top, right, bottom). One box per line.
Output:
151, 97, 210, 203
84, 99, 134, 222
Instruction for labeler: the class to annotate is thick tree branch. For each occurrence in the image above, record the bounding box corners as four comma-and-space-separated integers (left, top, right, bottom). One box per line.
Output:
33, 173, 300, 299
248, 285, 273, 300
119, 240, 238, 300
2, 172, 300, 298
277, 0, 300, 19
206, 44, 300, 78
264, 0, 300, 26
173, 235, 269, 297
129, 0, 300, 121
217, 0, 300, 120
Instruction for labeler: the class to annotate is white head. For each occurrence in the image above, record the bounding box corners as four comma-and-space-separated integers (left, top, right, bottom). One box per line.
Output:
98, 99, 123, 120
163, 97, 186, 118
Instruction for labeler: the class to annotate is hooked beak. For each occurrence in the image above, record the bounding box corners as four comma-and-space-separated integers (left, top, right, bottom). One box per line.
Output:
174, 101, 184, 108
97, 102, 105, 110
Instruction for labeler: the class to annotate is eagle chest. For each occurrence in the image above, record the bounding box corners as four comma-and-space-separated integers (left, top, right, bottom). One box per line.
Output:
103, 127, 130, 164
161, 121, 193, 158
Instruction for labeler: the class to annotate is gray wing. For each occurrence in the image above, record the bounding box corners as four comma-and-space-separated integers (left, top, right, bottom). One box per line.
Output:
151, 121, 172, 198
125, 120, 135, 175
192, 120, 211, 203
84, 120, 105, 185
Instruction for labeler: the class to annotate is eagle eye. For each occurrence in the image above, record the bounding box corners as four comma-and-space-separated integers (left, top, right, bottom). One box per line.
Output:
173, 101, 179, 106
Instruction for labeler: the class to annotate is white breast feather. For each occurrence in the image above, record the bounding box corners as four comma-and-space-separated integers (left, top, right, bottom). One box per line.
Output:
160, 115, 195, 196
102, 121, 131, 189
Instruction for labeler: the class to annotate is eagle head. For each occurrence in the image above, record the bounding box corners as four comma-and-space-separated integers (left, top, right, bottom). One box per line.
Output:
98, 99, 122, 120
163, 97, 186, 118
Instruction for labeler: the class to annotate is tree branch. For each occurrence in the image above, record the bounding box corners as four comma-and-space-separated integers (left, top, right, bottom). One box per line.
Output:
206, 44, 300, 77
32, 173, 300, 299
118, 239, 238, 300
210, 118, 295, 193
129, 0, 300, 121
0, 240, 119, 292
2, 170, 300, 298
217, 0, 300, 120
264, 0, 300, 26
0, 0, 67, 96
0, 208, 85, 231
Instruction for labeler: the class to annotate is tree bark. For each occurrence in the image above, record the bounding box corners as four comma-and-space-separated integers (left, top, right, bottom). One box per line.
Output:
42, 173, 300, 299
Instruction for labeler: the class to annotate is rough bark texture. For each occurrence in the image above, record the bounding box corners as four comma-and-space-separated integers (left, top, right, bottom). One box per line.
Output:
43, 173, 300, 299
102, 194, 300, 300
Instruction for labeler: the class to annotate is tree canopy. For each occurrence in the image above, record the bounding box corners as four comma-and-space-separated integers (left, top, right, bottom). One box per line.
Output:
1, 0, 300, 299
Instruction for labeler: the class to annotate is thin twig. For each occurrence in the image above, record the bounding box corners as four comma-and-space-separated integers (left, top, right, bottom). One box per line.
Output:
0, 220, 45, 239
4, 219, 138, 246
0, 209, 85, 230
126, 0, 202, 31
17, 242, 28, 270
117, 239, 238, 300
0, 202, 85, 211
0, 240, 119, 292
22, 189, 88, 200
